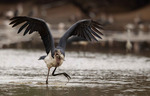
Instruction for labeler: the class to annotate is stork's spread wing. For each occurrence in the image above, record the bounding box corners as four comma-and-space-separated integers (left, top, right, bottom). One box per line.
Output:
58, 19, 103, 49
10, 16, 54, 54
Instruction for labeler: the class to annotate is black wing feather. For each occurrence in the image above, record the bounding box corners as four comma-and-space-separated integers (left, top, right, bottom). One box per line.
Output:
23, 24, 31, 36
91, 25, 103, 35
88, 27, 102, 39
86, 28, 97, 41
83, 30, 91, 41
12, 19, 27, 27
18, 22, 28, 34
29, 23, 35, 34
58, 19, 103, 50
10, 16, 54, 54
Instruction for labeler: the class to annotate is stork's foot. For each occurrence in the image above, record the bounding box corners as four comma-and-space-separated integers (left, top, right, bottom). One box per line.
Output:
52, 67, 71, 82
64, 73, 71, 84
52, 72, 71, 81
63, 73, 71, 81
46, 80, 48, 84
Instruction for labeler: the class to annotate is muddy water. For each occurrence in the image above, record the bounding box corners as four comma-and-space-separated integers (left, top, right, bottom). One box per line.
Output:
0, 49, 150, 96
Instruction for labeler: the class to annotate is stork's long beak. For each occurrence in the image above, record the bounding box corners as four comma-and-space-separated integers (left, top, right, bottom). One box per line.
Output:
60, 54, 65, 61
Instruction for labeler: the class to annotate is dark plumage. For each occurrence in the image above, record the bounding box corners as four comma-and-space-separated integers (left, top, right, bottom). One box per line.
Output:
9, 16, 103, 84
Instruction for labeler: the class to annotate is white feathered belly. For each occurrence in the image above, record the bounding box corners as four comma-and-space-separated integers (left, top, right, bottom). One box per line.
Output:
44, 52, 63, 68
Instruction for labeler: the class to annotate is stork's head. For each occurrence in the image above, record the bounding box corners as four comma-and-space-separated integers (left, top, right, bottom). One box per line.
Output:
54, 49, 65, 63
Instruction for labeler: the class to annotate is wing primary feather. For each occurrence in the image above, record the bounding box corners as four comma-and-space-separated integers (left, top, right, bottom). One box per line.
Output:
9, 19, 19, 25
10, 16, 54, 54
86, 28, 98, 41
92, 23, 103, 30
10, 17, 21, 20
29, 23, 35, 34
58, 19, 104, 51
91, 25, 103, 35
92, 21, 103, 27
18, 22, 28, 34
88, 27, 102, 39
12, 20, 26, 27
23, 24, 32, 36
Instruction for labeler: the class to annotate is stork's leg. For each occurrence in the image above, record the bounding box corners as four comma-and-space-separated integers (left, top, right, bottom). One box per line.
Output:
52, 67, 71, 81
46, 68, 50, 84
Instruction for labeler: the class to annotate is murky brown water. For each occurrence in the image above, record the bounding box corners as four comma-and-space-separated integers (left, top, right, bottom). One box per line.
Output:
0, 49, 150, 96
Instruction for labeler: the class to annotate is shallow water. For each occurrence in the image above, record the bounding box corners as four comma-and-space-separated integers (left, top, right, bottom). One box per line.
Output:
0, 49, 150, 96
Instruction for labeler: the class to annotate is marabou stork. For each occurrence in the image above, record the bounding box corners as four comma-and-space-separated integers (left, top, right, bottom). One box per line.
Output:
9, 16, 103, 84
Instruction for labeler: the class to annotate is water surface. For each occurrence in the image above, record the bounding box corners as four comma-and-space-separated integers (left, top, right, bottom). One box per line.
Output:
0, 49, 150, 96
